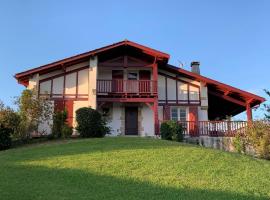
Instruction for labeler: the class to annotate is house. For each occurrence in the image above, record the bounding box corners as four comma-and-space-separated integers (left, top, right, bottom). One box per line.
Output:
15, 40, 265, 137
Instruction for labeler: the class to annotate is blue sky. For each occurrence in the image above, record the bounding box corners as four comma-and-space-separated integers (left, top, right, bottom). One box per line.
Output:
0, 0, 269, 119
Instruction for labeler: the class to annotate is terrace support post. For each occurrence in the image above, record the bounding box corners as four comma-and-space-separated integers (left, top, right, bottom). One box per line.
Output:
246, 103, 253, 122
152, 61, 159, 135
153, 98, 159, 135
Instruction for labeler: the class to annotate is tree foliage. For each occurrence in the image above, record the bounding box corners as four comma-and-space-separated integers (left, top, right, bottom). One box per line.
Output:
15, 89, 53, 140
264, 89, 270, 120
160, 120, 184, 142
76, 107, 110, 138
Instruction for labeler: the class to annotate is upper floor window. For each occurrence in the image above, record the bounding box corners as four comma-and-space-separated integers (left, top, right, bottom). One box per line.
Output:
128, 72, 138, 80
189, 85, 200, 101
171, 107, 187, 121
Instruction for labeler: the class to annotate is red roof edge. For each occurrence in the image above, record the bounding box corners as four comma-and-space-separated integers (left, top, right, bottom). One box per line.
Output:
15, 40, 170, 81
166, 64, 266, 104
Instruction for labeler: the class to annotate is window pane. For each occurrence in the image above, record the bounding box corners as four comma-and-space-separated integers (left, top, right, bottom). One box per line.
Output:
128, 73, 137, 80
189, 86, 200, 100
171, 108, 178, 121
179, 108, 186, 121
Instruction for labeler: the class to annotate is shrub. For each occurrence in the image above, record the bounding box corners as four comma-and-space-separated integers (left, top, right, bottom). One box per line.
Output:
246, 121, 270, 159
52, 110, 67, 138
52, 110, 73, 139
160, 122, 172, 140
234, 121, 270, 159
233, 134, 246, 153
160, 120, 184, 142
0, 101, 21, 137
61, 124, 73, 138
0, 125, 12, 150
76, 107, 110, 138
15, 89, 53, 141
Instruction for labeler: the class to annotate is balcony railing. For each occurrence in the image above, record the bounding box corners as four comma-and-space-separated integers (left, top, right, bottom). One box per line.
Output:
160, 121, 249, 137
97, 79, 157, 95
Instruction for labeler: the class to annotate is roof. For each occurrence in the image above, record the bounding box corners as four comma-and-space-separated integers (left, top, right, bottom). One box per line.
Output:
164, 64, 265, 118
15, 40, 170, 83
14, 40, 265, 117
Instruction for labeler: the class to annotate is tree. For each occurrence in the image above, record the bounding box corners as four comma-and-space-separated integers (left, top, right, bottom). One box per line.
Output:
15, 89, 53, 140
264, 89, 270, 120
0, 100, 20, 134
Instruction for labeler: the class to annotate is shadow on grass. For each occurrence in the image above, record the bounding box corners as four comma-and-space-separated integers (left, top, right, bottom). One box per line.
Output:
0, 164, 267, 200
2, 137, 207, 162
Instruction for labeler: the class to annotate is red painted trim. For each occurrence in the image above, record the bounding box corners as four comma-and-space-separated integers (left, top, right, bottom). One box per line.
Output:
63, 67, 66, 99
97, 98, 155, 103
158, 72, 200, 88
246, 103, 253, 121
153, 98, 159, 135
176, 78, 178, 104
187, 84, 190, 103
165, 77, 168, 104
15, 40, 169, 81
39, 65, 89, 83
158, 103, 200, 106
166, 64, 265, 103
208, 90, 246, 106
50, 79, 53, 98
76, 71, 79, 99
50, 97, 88, 101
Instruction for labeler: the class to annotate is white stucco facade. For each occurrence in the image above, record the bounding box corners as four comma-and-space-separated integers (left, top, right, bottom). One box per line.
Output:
24, 54, 209, 137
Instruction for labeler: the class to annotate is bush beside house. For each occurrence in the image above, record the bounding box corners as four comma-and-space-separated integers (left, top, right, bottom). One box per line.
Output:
51, 110, 73, 139
233, 121, 270, 159
0, 125, 12, 150
160, 120, 184, 142
76, 107, 110, 138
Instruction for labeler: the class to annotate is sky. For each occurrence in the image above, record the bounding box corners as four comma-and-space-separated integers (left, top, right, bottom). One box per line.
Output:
0, 0, 269, 119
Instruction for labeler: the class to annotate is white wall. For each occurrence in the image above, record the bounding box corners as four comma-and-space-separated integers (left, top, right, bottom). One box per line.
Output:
108, 103, 122, 136
73, 101, 89, 130
167, 77, 176, 102
141, 104, 154, 136
38, 100, 54, 135
158, 75, 166, 100
88, 56, 98, 109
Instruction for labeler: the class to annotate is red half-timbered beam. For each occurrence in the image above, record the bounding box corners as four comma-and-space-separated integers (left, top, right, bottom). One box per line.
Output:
208, 90, 246, 107
97, 98, 155, 103
246, 103, 253, 121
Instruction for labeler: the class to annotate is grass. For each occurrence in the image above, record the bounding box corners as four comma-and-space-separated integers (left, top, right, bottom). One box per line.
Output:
0, 137, 270, 200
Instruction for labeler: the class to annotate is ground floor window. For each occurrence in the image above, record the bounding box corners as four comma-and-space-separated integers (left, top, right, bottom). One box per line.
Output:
171, 107, 187, 121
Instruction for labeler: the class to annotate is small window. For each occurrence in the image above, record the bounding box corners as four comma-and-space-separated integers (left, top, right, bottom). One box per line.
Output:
128, 72, 138, 80
171, 108, 178, 121
179, 108, 186, 121
171, 107, 187, 121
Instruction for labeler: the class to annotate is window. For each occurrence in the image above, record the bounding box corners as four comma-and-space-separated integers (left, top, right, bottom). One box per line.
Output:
171, 108, 178, 121
189, 86, 200, 101
128, 72, 138, 80
171, 107, 187, 121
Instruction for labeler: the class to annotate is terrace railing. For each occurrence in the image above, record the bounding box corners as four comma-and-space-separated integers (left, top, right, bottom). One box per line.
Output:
97, 79, 157, 95
161, 121, 249, 137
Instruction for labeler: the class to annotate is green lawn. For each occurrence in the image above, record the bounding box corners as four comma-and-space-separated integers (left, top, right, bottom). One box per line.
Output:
0, 137, 270, 200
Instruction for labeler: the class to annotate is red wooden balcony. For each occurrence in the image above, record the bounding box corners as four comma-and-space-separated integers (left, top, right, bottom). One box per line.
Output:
97, 79, 157, 96
160, 120, 248, 137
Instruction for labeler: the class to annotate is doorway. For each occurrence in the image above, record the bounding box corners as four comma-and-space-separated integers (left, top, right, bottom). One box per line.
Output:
125, 107, 138, 135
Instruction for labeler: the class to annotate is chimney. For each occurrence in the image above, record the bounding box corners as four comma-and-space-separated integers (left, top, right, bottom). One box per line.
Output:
191, 61, 200, 74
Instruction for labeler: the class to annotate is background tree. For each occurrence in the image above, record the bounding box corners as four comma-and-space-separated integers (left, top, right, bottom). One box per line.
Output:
264, 89, 270, 120
15, 89, 53, 141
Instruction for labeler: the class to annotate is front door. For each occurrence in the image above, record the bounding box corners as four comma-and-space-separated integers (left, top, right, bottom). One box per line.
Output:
125, 107, 138, 135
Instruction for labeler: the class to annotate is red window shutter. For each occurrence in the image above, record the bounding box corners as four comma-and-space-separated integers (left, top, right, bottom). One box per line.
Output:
64, 100, 74, 127
163, 105, 171, 120
54, 100, 74, 127
54, 100, 65, 112
189, 106, 199, 136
